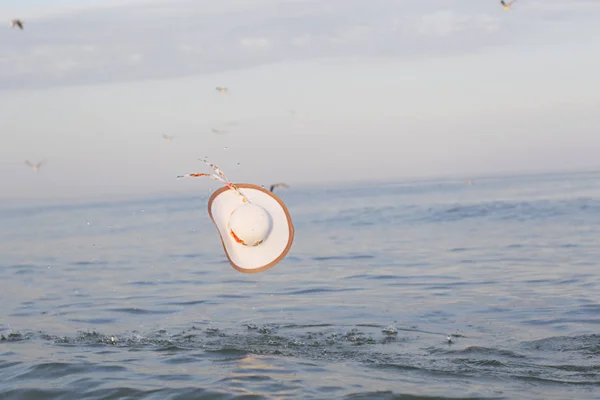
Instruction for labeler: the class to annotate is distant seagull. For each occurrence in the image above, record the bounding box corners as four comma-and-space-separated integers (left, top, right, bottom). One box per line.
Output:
500, 0, 516, 11
269, 183, 289, 193
10, 19, 23, 30
212, 128, 229, 135
162, 134, 174, 142
216, 87, 228, 94
25, 160, 44, 172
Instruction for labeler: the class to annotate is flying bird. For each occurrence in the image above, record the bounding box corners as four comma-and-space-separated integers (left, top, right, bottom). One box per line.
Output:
216, 87, 228, 94
25, 160, 44, 172
162, 134, 174, 142
269, 183, 289, 193
10, 19, 23, 30
500, 0, 516, 11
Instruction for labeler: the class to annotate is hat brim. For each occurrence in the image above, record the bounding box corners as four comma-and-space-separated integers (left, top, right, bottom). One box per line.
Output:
207, 184, 294, 273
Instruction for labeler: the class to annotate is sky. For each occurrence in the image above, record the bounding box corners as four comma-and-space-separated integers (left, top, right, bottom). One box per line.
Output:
1, 0, 600, 203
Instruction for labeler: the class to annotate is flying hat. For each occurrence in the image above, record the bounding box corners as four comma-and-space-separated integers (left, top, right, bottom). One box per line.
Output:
178, 161, 294, 273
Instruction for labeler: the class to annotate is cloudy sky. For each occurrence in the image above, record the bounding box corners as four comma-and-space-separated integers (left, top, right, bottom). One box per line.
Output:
1, 0, 599, 203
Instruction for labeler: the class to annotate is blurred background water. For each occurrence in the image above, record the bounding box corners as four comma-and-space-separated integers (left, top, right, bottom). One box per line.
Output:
1, 170, 600, 399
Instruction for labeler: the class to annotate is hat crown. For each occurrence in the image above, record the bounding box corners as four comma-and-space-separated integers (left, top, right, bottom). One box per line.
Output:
228, 203, 273, 246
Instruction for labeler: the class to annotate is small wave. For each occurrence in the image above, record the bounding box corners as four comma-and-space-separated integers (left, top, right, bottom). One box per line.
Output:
217, 294, 250, 299
1, 387, 238, 400
312, 255, 374, 261
521, 334, 600, 355
72, 261, 109, 266
281, 287, 363, 295
107, 308, 175, 315
342, 390, 505, 400
427, 197, 600, 224
69, 318, 118, 324
162, 300, 209, 306
432, 346, 526, 359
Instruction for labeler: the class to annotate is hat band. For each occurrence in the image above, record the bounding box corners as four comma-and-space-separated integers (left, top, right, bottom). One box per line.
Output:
229, 228, 264, 247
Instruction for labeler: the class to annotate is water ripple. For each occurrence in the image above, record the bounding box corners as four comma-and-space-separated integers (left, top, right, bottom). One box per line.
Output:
2, 172, 600, 399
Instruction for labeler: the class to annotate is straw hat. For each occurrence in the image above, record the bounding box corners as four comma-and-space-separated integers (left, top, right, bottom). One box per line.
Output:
207, 184, 294, 273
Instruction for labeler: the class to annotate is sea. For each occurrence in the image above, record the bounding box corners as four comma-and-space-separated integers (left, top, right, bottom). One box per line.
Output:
1, 171, 600, 400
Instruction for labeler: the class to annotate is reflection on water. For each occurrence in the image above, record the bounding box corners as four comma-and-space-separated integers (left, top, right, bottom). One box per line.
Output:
1, 171, 600, 399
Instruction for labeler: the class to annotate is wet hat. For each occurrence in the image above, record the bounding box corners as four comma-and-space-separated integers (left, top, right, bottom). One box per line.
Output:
208, 183, 294, 273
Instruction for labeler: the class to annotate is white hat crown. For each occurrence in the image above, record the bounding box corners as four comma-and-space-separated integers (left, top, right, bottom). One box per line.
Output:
228, 202, 273, 247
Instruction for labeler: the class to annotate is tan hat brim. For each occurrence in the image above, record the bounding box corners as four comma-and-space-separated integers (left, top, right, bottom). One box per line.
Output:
207, 184, 294, 273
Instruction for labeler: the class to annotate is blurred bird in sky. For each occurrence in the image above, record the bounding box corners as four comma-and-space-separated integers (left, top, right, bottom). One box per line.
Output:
500, 0, 516, 11
25, 160, 44, 172
269, 183, 289, 193
10, 19, 23, 30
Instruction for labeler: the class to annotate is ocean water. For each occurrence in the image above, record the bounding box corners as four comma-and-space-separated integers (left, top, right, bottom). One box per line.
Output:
1, 171, 600, 400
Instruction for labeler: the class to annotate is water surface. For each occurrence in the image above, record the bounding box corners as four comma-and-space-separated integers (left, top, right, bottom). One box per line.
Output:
1, 171, 600, 399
